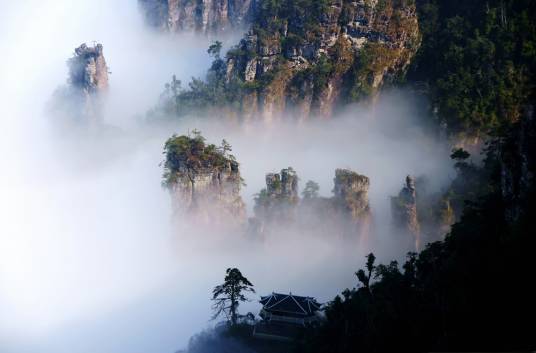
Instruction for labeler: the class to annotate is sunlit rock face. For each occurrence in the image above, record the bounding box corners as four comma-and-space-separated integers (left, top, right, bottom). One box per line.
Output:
139, 0, 254, 34
253, 167, 299, 222
163, 135, 246, 227
223, 0, 421, 122
169, 162, 246, 225
249, 167, 372, 240
50, 43, 109, 126
391, 175, 420, 250
333, 168, 370, 221
68, 43, 109, 93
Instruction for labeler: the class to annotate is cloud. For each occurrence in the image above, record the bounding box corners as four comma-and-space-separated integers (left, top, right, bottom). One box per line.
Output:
0, 1, 453, 352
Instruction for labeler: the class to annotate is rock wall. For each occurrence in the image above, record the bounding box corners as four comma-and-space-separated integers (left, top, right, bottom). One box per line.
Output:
391, 175, 420, 250
223, 0, 420, 122
253, 167, 299, 222
169, 161, 246, 225
51, 43, 109, 126
163, 134, 246, 227
249, 167, 371, 239
68, 43, 109, 93
139, 0, 254, 34
332, 168, 370, 221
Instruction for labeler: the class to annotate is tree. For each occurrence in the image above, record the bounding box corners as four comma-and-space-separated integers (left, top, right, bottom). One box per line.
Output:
355, 253, 376, 290
220, 139, 232, 155
450, 148, 470, 161
212, 268, 255, 326
302, 180, 320, 199
207, 40, 223, 59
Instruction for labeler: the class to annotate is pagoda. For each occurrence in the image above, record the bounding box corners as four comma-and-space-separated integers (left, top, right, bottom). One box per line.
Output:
253, 292, 321, 341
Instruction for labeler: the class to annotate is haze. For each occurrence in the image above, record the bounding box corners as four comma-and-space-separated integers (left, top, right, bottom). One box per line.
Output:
0, 1, 453, 352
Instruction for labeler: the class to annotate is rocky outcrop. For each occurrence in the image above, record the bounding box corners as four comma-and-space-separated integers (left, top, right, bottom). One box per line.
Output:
139, 0, 254, 34
222, 0, 420, 122
68, 43, 109, 93
163, 134, 246, 226
332, 169, 370, 221
170, 162, 246, 224
253, 167, 299, 222
391, 175, 420, 250
249, 167, 371, 239
150, 0, 420, 123
51, 43, 109, 126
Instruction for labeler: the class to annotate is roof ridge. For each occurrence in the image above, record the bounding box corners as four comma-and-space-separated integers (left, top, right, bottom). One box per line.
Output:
266, 293, 290, 310
289, 293, 308, 314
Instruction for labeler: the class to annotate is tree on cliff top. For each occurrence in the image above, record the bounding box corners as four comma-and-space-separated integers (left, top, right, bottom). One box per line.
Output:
212, 268, 255, 326
162, 131, 237, 186
302, 180, 320, 199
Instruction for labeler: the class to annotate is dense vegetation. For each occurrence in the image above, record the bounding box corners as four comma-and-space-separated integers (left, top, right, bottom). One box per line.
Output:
408, 0, 536, 136
152, 43, 247, 118
162, 130, 237, 186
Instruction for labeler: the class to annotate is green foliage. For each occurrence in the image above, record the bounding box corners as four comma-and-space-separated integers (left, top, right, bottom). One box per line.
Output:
253, 188, 270, 214
154, 42, 248, 119
409, 0, 536, 135
450, 147, 470, 161
312, 55, 334, 97
208, 40, 223, 59
162, 131, 237, 186
256, 0, 329, 36
302, 180, 320, 199
212, 268, 255, 326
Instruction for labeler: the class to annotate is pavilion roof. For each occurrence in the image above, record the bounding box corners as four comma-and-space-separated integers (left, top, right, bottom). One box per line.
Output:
260, 292, 321, 316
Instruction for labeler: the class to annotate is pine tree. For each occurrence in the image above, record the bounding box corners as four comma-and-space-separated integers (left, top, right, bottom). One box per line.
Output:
212, 268, 255, 325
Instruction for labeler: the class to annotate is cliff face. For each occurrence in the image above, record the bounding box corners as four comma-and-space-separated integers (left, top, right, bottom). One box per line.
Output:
253, 168, 299, 222
333, 168, 370, 221
139, 0, 254, 34
391, 175, 420, 250
223, 0, 420, 122
148, 0, 421, 123
68, 43, 109, 93
51, 43, 109, 126
169, 161, 246, 224
163, 134, 246, 226
248, 167, 371, 239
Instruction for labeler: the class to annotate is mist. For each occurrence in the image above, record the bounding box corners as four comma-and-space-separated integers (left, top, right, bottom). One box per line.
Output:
0, 1, 453, 353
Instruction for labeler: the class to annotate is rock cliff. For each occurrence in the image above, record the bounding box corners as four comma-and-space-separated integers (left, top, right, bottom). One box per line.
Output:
225, 0, 420, 121
249, 167, 371, 239
253, 167, 299, 222
163, 133, 246, 226
139, 0, 254, 34
391, 175, 420, 250
332, 168, 370, 221
51, 43, 109, 126
68, 43, 109, 93
151, 0, 421, 122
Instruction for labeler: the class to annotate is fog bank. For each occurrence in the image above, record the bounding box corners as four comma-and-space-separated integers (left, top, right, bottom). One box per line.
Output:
0, 1, 453, 353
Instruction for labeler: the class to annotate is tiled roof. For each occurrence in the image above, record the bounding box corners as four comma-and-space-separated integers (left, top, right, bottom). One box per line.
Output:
260, 292, 321, 316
